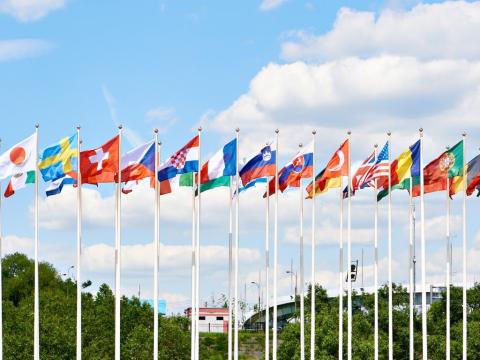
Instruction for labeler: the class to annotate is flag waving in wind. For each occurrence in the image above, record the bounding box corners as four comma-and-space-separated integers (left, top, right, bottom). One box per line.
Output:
80, 135, 120, 184
306, 139, 349, 198
239, 143, 276, 186
158, 135, 199, 182
0, 134, 36, 197
266, 141, 313, 196
39, 133, 78, 182
200, 138, 236, 192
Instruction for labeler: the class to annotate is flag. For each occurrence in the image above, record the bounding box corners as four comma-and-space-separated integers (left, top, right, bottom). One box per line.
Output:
239, 143, 276, 186
38, 133, 78, 182
306, 139, 349, 198
351, 150, 375, 192
158, 136, 199, 182
363, 142, 390, 186
377, 140, 420, 201
411, 140, 463, 197
200, 139, 236, 192
121, 141, 155, 182
0, 134, 36, 197
45, 175, 76, 197
80, 135, 120, 184
448, 152, 480, 197
266, 141, 313, 196
238, 177, 267, 194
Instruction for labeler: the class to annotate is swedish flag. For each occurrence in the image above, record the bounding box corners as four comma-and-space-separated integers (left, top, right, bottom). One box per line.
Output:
39, 133, 78, 182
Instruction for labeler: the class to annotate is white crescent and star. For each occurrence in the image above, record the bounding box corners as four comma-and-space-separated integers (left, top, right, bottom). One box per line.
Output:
328, 150, 345, 172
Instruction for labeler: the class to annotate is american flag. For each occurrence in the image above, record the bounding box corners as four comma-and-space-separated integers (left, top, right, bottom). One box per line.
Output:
362, 142, 389, 187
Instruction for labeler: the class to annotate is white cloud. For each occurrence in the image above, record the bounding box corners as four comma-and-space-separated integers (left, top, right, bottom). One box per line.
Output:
281, 1, 480, 62
259, 0, 287, 11
0, 0, 65, 22
2, 234, 34, 255
145, 106, 177, 133
0, 39, 52, 61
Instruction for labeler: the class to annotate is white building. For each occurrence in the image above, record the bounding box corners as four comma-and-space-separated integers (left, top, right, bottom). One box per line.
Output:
185, 307, 229, 333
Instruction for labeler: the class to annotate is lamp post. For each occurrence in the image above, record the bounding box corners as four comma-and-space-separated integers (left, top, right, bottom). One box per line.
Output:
286, 270, 298, 314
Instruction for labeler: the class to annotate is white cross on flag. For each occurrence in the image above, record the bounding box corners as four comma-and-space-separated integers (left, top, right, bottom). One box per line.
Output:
80, 135, 120, 184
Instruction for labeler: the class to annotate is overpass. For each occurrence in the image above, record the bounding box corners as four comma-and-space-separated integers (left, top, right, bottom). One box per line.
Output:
243, 301, 296, 331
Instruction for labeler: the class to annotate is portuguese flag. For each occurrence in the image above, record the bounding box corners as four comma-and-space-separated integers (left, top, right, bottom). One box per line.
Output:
411, 140, 463, 197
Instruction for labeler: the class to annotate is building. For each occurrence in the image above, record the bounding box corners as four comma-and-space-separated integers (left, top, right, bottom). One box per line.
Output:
185, 307, 229, 333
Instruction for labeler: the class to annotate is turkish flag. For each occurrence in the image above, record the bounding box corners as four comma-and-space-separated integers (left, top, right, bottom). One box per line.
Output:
80, 135, 120, 184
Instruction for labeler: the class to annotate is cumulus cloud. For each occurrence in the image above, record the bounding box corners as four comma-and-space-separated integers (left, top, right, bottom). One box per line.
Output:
259, 0, 287, 11
281, 1, 480, 62
0, 0, 65, 22
0, 39, 52, 61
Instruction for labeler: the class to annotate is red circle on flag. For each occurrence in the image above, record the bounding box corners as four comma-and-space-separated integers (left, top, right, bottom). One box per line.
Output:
10, 146, 26, 165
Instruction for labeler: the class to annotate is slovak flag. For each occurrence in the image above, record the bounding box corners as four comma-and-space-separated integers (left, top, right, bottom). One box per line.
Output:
80, 135, 119, 184
239, 143, 276, 186
158, 135, 199, 182
266, 141, 313, 196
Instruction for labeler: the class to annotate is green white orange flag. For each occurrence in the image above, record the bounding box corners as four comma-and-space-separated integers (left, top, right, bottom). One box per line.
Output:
0, 134, 36, 197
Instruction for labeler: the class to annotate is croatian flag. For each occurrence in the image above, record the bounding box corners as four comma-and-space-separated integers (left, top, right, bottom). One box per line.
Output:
266, 141, 313, 196
239, 143, 276, 186
158, 135, 199, 182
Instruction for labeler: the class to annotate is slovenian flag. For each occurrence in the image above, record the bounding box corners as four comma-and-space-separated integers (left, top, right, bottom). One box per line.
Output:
239, 143, 276, 186
158, 135, 199, 182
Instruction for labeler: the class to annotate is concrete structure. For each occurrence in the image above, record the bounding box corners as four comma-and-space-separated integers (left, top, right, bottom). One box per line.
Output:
243, 301, 296, 331
185, 307, 229, 333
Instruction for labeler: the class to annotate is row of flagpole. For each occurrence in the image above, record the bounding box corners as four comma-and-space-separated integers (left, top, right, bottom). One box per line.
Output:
0, 125, 473, 360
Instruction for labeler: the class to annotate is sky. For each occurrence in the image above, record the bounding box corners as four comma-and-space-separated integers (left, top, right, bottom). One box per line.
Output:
1, 0, 480, 315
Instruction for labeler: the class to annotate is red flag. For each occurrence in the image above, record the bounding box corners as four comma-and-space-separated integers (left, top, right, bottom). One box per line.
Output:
80, 135, 120, 184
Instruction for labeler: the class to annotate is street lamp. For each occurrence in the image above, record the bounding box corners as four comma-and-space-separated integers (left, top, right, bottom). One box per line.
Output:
286, 270, 298, 314
251, 282, 261, 314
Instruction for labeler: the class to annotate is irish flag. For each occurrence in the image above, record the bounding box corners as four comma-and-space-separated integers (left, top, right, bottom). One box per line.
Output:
179, 138, 237, 193
0, 134, 37, 197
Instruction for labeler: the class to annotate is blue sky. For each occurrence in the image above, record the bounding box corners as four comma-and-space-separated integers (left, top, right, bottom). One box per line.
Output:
1, 0, 480, 315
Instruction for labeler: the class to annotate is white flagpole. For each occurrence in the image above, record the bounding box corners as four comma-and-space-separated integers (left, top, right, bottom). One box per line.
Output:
34, 123, 40, 360
310, 130, 316, 360
76, 126, 82, 360
419, 128, 427, 360
190, 169, 197, 360
446, 146, 451, 360
195, 127, 202, 360
347, 132, 352, 360
228, 178, 233, 360
299, 143, 305, 360
338, 174, 344, 360
114, 125, 122, 360
462, 132, 467, 360
273, 129, 279, 360
234, 128, 240, 360
0, 138, 3, 360
409, 174, 414, 360
387, 132, 393, 360
265, 171, 270, 360
373, 144, 379, 360
153, 130, 160, 359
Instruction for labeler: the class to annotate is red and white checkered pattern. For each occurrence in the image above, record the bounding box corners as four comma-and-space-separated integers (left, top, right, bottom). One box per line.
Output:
170, 148, 188, 169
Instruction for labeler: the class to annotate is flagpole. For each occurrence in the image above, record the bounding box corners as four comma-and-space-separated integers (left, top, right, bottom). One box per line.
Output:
409, 169, 414, 360
0, 138, 3, 360
153, 130, 160, 359
310, 130, 316, 360
299, 143, 305, 360
34, 123, 40, 360
190, 168, 197, 360
462, 132, 467, 360
114, 125, 122, 360
387, 131, 393, 360
234, 128, 240, 360
446, 145, 451, 360
373, 144, 379, 360
419, 128, 427, 360
347, 131, 352, 360
338, 175, 344, 360
76, 126, 82, 360
195, 127, 202, 360
273, 129, 279, 360
265, 168, 270, 360
228, 178, 233, 360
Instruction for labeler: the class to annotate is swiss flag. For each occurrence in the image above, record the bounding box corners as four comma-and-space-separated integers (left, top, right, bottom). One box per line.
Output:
80, 135, 120, 184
